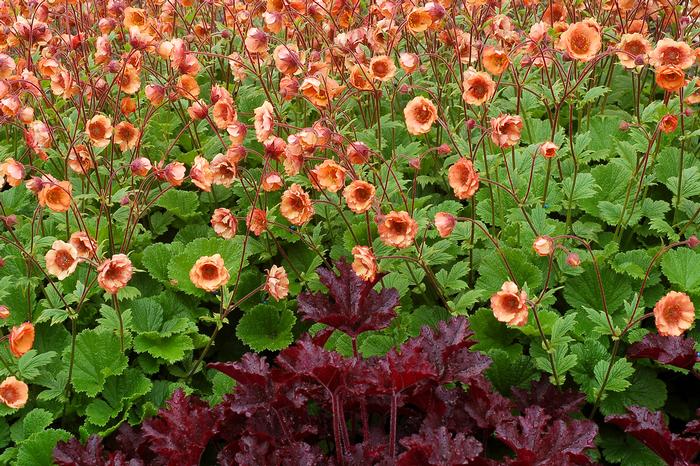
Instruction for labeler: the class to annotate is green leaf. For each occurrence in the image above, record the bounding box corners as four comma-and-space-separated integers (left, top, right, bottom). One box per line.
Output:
359, 334, 395, 357
69, 329, 128, 396
156, 190, 200, 219
579, 86, 610, 106
130, 298, 164, 333
661, 248, 700, 292
600, 368, 667, 416
594, 357, 634, 395
133, 334, 193, 363
17, 350, 56, 381
85, 368, 152, 427
11, 408, 53, 443
550, 314, 577, 347
600, 431, 666, 466
486, 349, 538, 394
35, 308, 69, 326
476, 247, 543, 294
15, 429, 71, 466
236, 304, 296, 352
564, 266, 632, 314
142, 242, 185, 284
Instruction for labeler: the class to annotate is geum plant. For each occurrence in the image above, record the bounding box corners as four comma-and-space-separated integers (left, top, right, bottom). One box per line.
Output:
0, 0, 694, 464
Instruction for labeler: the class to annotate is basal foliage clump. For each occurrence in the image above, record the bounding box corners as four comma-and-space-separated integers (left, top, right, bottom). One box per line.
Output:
0, 0, 695, 464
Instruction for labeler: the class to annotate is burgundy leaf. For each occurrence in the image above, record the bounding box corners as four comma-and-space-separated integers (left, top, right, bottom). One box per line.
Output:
606, 406, 700, 465
54, 436, 106, 466
685, 410, 700, 435
627, 333, 697, 369
495, 406, 597, 465
510, 376, 586, 419
209, 353, 274, 416
297, 260, 399, 337
397, 426, 483, 466
276, 337, 354, 393
141, 389, 216, 466
463, 375, 515, 431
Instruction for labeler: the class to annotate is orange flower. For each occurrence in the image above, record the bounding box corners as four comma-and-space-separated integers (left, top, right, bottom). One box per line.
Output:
246, 208, 268, 236
378, 211, 418, 249
85, 115, 113, 148
349, 65, 374, 91
404, 96, 438, 135
67, 145, 94, 174
113, 121, 140, 151
245, 27, 268, 55
211, 208, 238, 239
343, 180, 376, 214
311, 159, 346, 193
254, 101, 275, 143
123, 7, 148, 30
482, 45, 510, 75
490, 114, 522, 148
399, 53, 420, 74
130, 157, 152, 176
190, 156, 213, 192
346, 141, 370, 164
655, 65, 685, 92
649, 38, 694, 70
0, 306, 9, 319
211, 151, 239, 187
539, 141, 558, 158
69, 231, 97, 258
159, 161, 187, 186
45, 240, 79, 280
0, 158, 25, 187
262, 172, 284, 192
462, 69, 496, 106
351, 245, 377, 281
559, 20, 601, 62
434, 212, 456, 238
9, 322, 34, 357
97, 254, 133, 294
212, 99, 237, 129
38, 179, 72, 213
177, 75, 201, 100
490, 281, 529, 326
190, 254, 230, 292
406, 7, 433, 34
616, 33, 651, 69
370, 55, 396, 81
448, 158, 480, 199
281, 183, 314, 226
654, 291, 695, 336
117, 64, 141, 94
273, 44, 302, 75
533, 236, 554, 256
300, 77, 345, 108
265, 265, 289, 301
659, 114, 678, 134
0, 377, 28, 409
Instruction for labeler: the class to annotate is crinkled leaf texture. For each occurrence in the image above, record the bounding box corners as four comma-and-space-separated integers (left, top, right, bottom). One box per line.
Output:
627, 333, 697, 369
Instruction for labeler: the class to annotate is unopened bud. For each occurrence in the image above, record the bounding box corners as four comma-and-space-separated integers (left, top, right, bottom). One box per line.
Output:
566, 253, 581, 267
688, 235, 699, 249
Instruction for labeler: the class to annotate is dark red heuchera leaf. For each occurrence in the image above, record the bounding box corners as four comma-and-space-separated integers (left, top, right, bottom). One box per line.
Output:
462, 375, 515, 431
54, 436, 106, 466
511, 376, 586, 420
209, 353, 274, 416
685, 410, 700, 435
141, 389, 216, 466
606, 406, 700, 465
627, 333, 697, 369
495, 406, 598, 465
297, 259, 399, 337
397, 426, 483, 465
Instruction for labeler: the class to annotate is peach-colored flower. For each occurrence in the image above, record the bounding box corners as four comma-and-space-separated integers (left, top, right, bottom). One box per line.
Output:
559, 20, 601, 62
0, 377, 28, 409
490, 281, 529, 326
649, 38, 694, 70
212, 99, 237, 129
0, 158, 25, 187
378, 211, 418, 249
273, 44, 302, 75
346, 141, 370, 164
655, 65, 685, 92
67, 145, 94, 174
69, 231, 97, 258
434, 212, 456, 237
490, 114, 523, 148
404, 96, 438, 135
190, 254, 230, 292
539, 141, 558, 158
159, 161, 186, 186
190, 156, 213, 192
448, 158, 480, 199
281, 183, 314, 226
349, 65, 374, 91
177, 75, 200, 100
262, 172, 284, 192
311, 159, 346, 192
117, 64, 141, 94
482, 46, 510, 75
533, 236, 554, 256
145, 84, 165, 105
352, 246, 377, 281
654, 291, 695, 336
9, 322, 34, 358
406, 7, 433, 33
211, 151, 239, 187
254, 101, 275, 143
123, 7, 148, 30
211, 208, 238, 239
97, 254, 133, 294
85, 115, 113, 148
245, 27, 268, 54
462, 69, 496, 106
265, 265, 289, 301
38, 180, 72, 213
370, 55, 396, 81
659, 114, 678, 134
0, 306, 9, 319
399, 52, 420, 74
279, 76, 299, 100
113, 121, 140, 151
616, 33, 651, 69
130, 157, 152, 176
45, 240, 79, 280
299, 77, 345, 108
343, 180, 376, 214
246, 208, 268, 236
566, 253, 581, 267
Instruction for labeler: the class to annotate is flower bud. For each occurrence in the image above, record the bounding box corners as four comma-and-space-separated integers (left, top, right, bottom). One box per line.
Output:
688, 235, 699, 249
566, 253, 581, 267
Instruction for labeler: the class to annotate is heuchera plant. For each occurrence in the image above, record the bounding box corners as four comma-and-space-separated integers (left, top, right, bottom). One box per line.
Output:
53, 262, 603, 465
